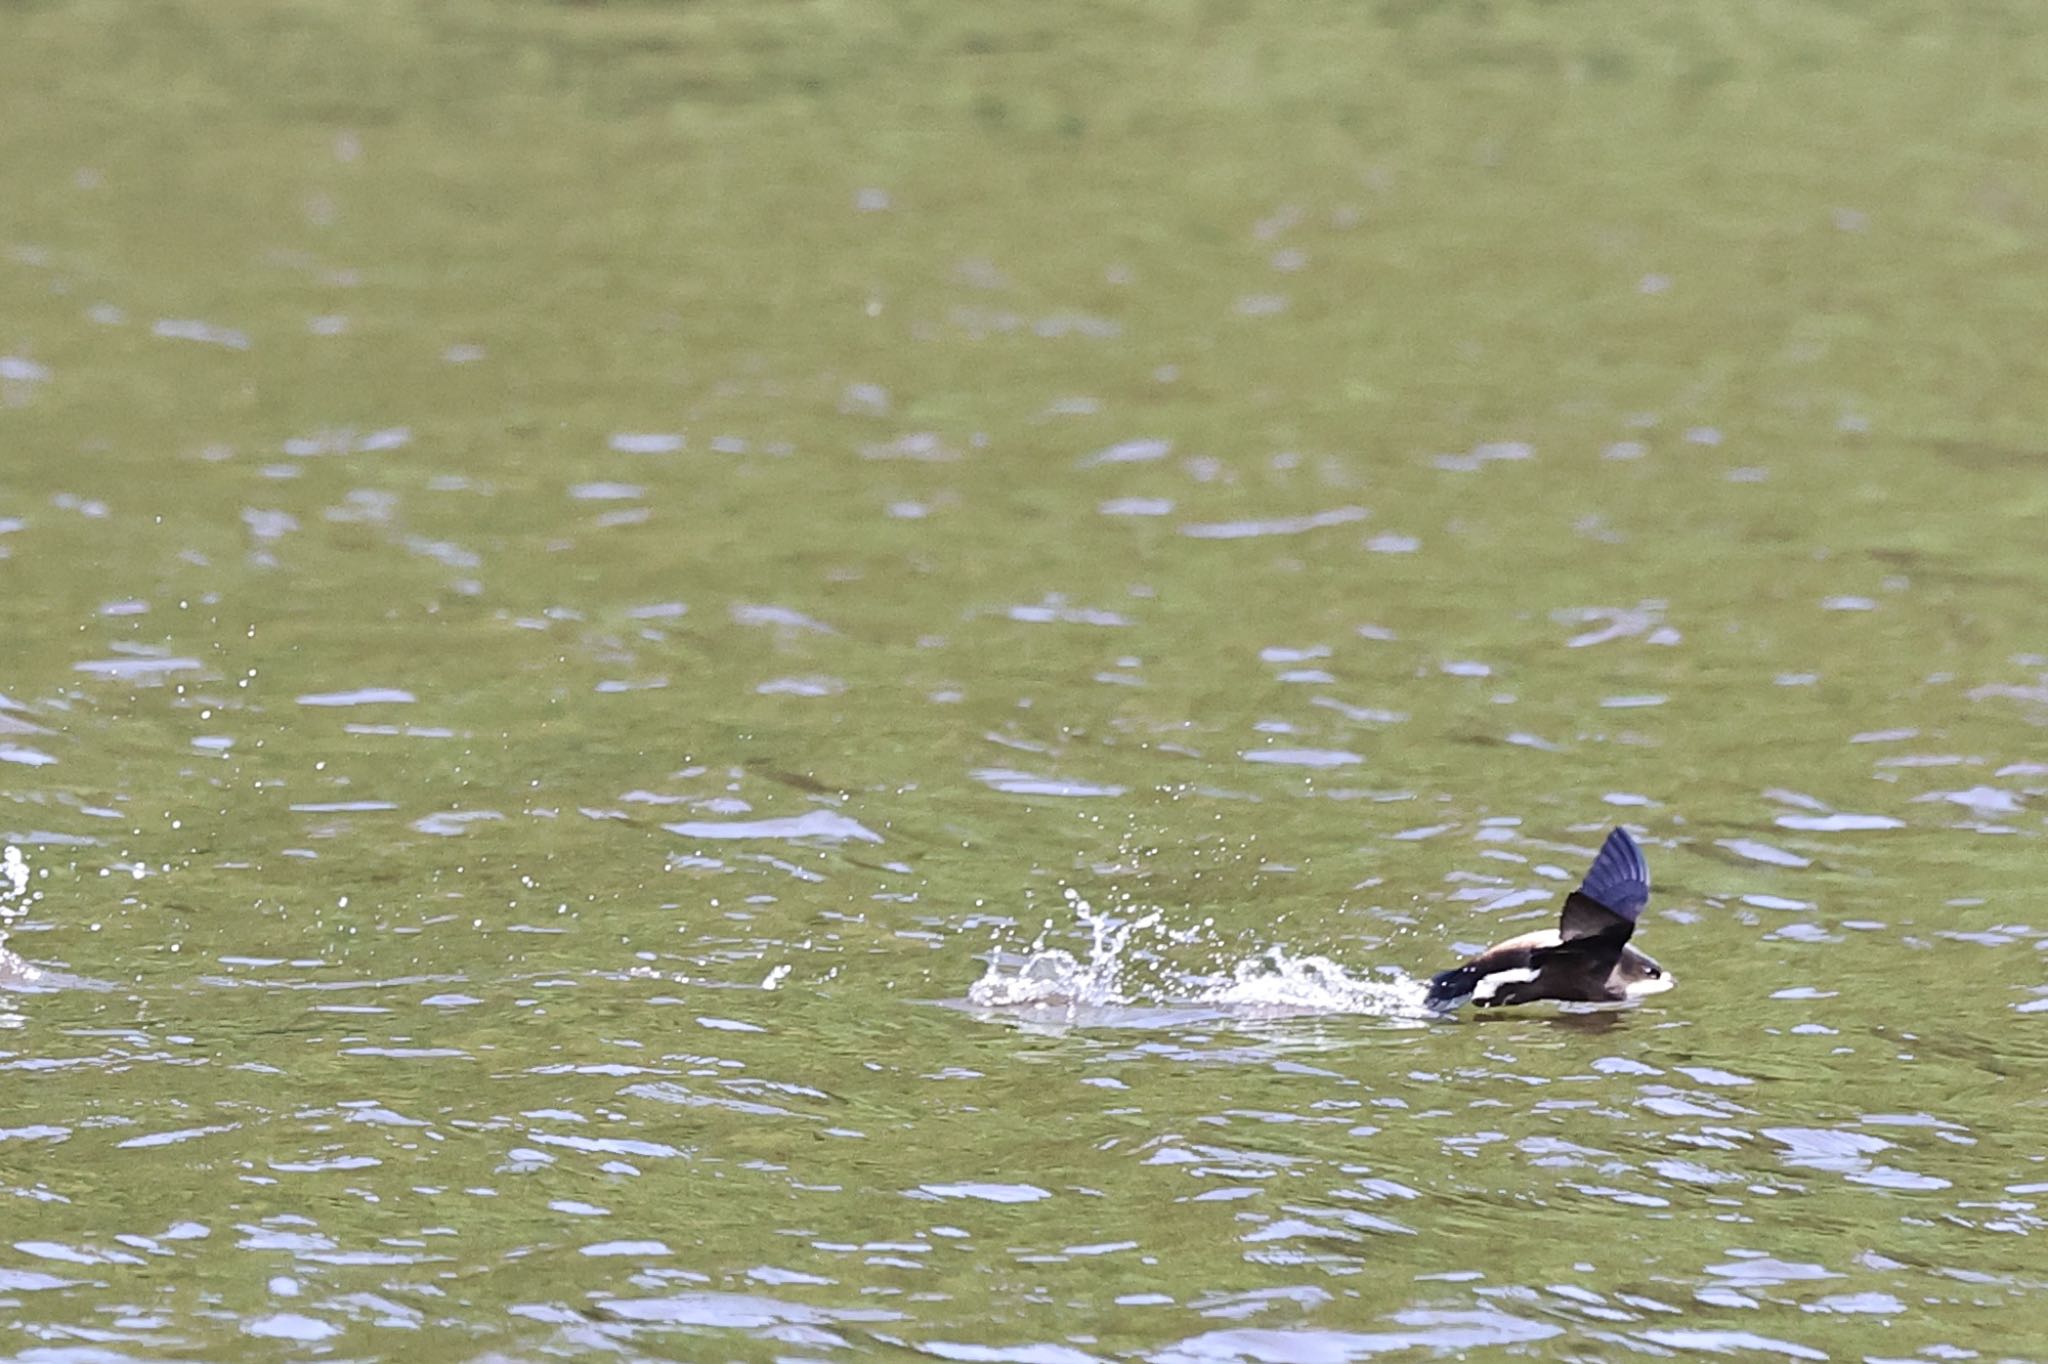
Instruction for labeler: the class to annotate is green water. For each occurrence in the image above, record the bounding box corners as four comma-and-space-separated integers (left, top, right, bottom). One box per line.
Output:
4, 1, 2048, 1358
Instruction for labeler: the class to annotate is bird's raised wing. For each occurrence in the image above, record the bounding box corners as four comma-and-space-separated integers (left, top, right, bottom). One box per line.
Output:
1558, 827, 1650, 943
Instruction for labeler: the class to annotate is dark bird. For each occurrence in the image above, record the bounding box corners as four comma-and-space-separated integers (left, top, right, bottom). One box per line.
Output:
1425, 827, 1672, 1010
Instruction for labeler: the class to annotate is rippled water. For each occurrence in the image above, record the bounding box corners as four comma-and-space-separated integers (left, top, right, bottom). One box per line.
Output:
4, 0, 2048, 1358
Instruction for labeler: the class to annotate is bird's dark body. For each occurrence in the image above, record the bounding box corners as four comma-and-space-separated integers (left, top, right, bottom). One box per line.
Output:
1425, 829, 1671, 1011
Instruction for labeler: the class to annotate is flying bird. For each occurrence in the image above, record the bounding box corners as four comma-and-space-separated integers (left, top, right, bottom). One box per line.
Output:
1425, 827, 1672, 1010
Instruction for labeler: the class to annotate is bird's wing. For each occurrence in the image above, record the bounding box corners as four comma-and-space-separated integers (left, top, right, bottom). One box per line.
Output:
1559, 827, 1650, 941
1559, 891, 1637, 946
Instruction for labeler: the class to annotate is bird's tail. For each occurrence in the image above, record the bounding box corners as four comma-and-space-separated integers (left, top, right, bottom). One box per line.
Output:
1424, 962, 1483, 1010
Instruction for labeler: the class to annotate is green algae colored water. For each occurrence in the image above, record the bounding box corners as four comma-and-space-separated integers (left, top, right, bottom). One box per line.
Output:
4, 1, 2048, 1358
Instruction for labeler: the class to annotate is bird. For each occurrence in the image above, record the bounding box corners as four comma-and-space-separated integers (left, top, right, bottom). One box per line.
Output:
1424, 826, 1672, 1010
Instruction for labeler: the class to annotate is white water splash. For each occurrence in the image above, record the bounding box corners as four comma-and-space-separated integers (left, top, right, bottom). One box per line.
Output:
968, 889, 1163, 1008
0, 845, 46, 993
967, 888, 1434, 1020
1, 845, 31, 922
1186, 946, 1432, 1017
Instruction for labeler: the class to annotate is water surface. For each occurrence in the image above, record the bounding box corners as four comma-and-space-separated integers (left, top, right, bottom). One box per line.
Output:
3, 1, 2048, 1359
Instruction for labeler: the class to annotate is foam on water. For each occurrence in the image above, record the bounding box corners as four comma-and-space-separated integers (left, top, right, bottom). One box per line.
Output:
966, 888, 1434, 1021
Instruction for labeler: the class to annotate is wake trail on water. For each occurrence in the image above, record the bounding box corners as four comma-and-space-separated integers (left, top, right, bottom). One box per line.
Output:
964, 887, 1436, 1022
